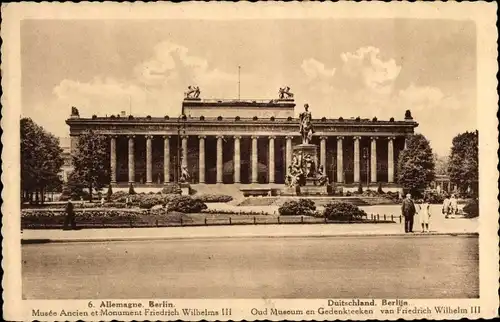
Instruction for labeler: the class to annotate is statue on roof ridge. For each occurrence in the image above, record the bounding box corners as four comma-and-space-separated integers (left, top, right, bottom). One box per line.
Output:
278, 86, 294, 99
71, 106, 80, 117
185, 86, 201, 99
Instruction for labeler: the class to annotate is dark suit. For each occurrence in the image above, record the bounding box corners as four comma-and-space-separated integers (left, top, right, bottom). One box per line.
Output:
63, 201, 76, 230
401, 198, 416, 233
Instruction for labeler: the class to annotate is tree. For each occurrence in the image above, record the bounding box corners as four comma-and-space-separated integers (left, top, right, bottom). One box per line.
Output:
21, 118, 64, 204
448, 131, 478, 196
72, 130, 110, 201
397, 134, 436, 198
60, 171, 86, 201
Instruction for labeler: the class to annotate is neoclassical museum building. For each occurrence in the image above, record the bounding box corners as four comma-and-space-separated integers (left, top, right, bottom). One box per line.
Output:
66, 92, 418, 191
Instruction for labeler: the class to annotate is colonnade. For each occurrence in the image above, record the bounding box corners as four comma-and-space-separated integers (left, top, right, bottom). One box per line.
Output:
109, 135, 399, 185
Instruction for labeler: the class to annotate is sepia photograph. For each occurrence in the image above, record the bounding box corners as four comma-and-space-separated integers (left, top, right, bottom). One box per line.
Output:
2, 2, 498, 321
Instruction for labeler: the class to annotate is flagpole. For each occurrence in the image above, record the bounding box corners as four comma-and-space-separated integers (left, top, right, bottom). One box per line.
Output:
238, 66, 241, 100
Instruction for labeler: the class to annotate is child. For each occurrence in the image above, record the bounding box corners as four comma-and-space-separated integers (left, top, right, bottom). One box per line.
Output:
419, 196, 431, 232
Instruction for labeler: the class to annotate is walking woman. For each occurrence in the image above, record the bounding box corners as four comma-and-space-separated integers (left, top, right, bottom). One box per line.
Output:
418, 196, 431, 233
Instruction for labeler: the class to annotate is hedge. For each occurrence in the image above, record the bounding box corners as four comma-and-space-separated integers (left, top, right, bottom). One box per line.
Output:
463, 199, 479, 218
195, 194, 233, 203
278, 199, 316, 216
323, 202, 367, 221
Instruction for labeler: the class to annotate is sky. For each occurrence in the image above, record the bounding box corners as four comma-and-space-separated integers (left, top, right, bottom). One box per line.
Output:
21, 19, 477, 156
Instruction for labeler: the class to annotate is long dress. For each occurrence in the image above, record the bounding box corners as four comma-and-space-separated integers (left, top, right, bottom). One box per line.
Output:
419, 202, 431, 225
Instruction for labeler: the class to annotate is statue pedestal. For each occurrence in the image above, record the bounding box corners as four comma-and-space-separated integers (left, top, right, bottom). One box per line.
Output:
281, 185, 299, 196
299, 184, 329, 196
293, 143, 318, 179
293, 143, 318, 173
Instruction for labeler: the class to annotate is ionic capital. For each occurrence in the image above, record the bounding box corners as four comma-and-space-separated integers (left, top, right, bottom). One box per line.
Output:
233, 135, 242, 140
268, 136, 276, 140
285, 135, 294, 140
251, 135, 259, 140
109, 134, 118, 139
181, 135, 189, 140
216, 135, 224, 140
127, 135, 136, 139
370, 136, 379, 141
320, 136, 328, 141
198, 135, 206, 140
388, 136, 396, 141
337, 136, 344, 141
162, 135, 171, 139
145, 135, 154, 140
353, 136, 362, 141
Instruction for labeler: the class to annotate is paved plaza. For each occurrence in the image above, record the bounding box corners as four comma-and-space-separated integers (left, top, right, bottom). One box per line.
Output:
22, 235, 479, 299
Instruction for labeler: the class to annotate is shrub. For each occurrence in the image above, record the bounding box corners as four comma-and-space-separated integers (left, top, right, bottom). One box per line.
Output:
161, 184, 182, 195
323, 202, 367, 221
425, 191, 445, 204
278, 198, 316, 216
166, 196, 207, 213
110, 191, 128, 202
196, 194, 233, 203
128, 183, 136, 195
463, 199, 479, 218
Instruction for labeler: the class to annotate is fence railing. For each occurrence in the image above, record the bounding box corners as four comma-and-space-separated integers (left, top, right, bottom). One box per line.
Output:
21, 213, 402, 230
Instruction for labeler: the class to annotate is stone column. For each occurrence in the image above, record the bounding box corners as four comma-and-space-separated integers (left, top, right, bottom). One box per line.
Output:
110, 135, 117, 183
285, 135, 293, 170
181, 135, 188, 168
233, 136, 241, 183
388, 136, 395, 183
353, 136, 361, 183
127, 135, 135, 183
251, 135, 259, 183
370, 136, 378, 183
268, 136, 276, 183
163, 136, 170, 183
146, 135, 153, 184
198, 136, 206, 183
320, 136, 327, 169
216, 135, 224, 183
336, 136, 344, 183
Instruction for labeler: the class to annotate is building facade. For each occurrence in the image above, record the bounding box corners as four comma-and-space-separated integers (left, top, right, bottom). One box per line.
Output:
66, 97, 418, 189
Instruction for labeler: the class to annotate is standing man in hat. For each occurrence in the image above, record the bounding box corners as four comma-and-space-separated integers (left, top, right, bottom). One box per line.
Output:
401, 193, 416, 233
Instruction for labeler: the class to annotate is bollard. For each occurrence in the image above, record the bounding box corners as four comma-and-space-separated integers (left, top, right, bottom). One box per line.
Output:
129, 218, 133, 228
180, 217, 183, 226
278, 216, 280, 224
102, 219, 105, 228
155, 219, 159, 227
324, 216, 327, 223
399, 215, 402, 223
391, 214, 394, 222
204, 217, 207, 226
253, 216, 256, 225
301, 216, 304, 224
229, 217, 232, 225
370, 214, 373, 220
384, 214, 386, 221
377, 214, 379, 221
